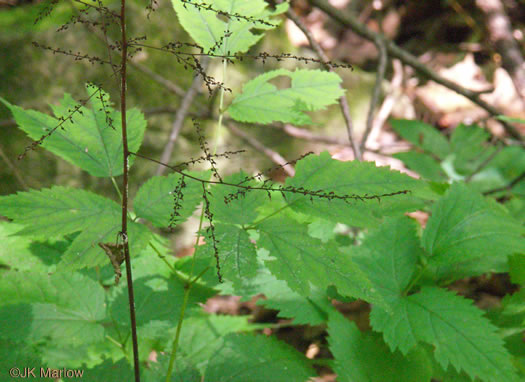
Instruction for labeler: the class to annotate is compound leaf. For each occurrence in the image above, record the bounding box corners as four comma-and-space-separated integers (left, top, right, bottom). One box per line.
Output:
0, 84, 146, 177
370, 287, 518, 382
228, 69, 344, 125
422, 182, 525, 281
0, 186, 120, 237
134, 171, 208, 228
327, 311, 432, 382
200, 224, 258, 286
351, 217, 423, 305
285, 151, 433, 228
172, 0, 286, 55
208, 171, 266, 225
0, 272, 106, 346
109, 275, 214, 328
258, 215, 384, 307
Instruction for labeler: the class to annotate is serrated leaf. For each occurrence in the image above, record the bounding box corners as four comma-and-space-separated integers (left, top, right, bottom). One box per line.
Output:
391, 119, 450, 160
228, 69, 344, 125
109, 276, 214, 328
0, 186, 120, 237
258, 216, 384, 306
285, 151, 433, 228
177, 314, 258, 369
143, 354, 200, 382
204, 333, 317, 381
370, 287, 518, 382
0, 84, 146, 177
260, 287, 337, 325
351, 217, 423, 304
134, 171, 208, 228
327, 311, 432, 382
0, 185, 148, 273
422, 182, 525, 281
392, 151, 447, 182
58, 215, 151, 271
0, 189, 151, 276
209, 171, 266, 225
0, 272, 105, 346
171, 0, 286, 55
200, 224, 258, 286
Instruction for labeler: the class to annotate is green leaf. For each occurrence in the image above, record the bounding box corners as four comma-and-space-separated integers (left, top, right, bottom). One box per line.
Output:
177, 314, 258, 369
83, 359, 134, 382
327, 311, 432, 382
109, 276, 214, 328
143, 354, 200, 382
218, 254, 338, 325
133, 171, 209, 228
171, 0, 286, 55
0, 221, 50, 271
58, 215, 151, 271
0, 272, 106, 346
201, 224, 258, 286
285, 151, 433, 228
370, 287, 518, 382
0, 340, 42, 378
258, 215, 384, 306
422, 182, 525, 281
450, 124, 494, 176
350, 217, 423, 304
204, 333, 317, 381
509, 254, 525, 285
483, 146, 525, 196
391, 119, 450, 160
392, 151, 447, 182
260, 287, 337, 325
0, 187, 147, 272
209, 171, 266, 225
228, 69, 345, 125
0, 186, 120, 237
0, 84, 146, 177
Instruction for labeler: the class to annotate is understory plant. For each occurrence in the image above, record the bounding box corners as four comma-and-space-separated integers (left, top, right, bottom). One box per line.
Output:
0, 1, 524, 381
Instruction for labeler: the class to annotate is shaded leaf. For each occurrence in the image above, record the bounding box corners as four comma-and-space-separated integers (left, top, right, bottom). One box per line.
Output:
258, 215, 384, 307
0, 272, 105, 346
0, 84, 146, 177
134, 171, 208, 228
204, 333, 316, 381
422, 182, 525, 281
208, 171, 266, 225
370, 287, 518, 382
327, 311, 432, 382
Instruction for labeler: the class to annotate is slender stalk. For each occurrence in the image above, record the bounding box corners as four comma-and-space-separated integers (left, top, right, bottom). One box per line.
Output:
111, 176, 123, 200
165, 211, 206, 381
119, 1, 140, 380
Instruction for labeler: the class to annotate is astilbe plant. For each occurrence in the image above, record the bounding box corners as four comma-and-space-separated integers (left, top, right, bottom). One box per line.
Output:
0, 1, 524, 382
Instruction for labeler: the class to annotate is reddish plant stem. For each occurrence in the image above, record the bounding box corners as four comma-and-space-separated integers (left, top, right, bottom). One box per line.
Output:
119, 0, 140, 380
